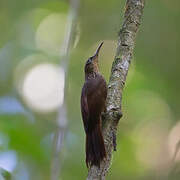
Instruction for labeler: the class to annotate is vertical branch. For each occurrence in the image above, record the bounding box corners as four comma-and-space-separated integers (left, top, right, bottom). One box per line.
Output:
87, 0, 145, 179
51, 0, 79, 180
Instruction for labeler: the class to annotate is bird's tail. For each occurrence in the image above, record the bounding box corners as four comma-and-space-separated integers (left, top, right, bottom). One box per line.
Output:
86, 124, 106, 168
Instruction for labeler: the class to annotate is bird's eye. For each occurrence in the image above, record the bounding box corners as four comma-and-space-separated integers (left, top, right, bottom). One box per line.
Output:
86, 59, 91, 65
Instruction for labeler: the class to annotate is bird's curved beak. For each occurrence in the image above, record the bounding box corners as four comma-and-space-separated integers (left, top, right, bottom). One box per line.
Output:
92, 42, 103, 63
94, 42, 103, 57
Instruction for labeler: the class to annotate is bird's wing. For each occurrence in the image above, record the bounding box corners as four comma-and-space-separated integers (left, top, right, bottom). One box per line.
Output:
81, 85, 89, 133
81, 76, 107, 132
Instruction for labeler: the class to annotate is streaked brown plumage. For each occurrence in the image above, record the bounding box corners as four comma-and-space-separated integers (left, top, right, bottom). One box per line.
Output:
81, 42, 107, 167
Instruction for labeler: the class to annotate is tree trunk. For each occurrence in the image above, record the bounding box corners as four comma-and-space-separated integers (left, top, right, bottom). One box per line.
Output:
87, 0, 145, 179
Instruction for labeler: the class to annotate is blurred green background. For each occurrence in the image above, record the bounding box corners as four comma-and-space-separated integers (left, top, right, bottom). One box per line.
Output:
0, 0, 180, 179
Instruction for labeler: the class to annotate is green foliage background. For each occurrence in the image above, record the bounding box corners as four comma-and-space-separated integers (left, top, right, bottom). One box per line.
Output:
0, 0, 180, 179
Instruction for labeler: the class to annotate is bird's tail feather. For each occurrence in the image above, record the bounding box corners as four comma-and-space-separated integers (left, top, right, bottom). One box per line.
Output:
86, 124, 106, 167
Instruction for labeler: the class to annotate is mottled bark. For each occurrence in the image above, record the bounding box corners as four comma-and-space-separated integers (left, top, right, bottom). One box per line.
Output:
87, 0, 145, 179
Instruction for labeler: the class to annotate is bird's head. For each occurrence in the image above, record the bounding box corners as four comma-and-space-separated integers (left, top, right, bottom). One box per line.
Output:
85, 42, 103, 74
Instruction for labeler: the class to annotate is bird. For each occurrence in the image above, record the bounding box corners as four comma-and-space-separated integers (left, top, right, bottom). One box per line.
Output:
81, 42, 107, 168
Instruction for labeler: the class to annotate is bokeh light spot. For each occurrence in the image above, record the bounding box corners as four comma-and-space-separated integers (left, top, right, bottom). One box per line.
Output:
22, 63, 65, 113
36, 13, 68, 55
130, 91, 172, 171
0, 151, 17, 172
